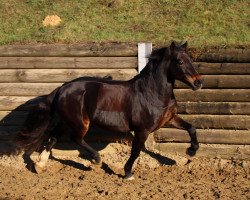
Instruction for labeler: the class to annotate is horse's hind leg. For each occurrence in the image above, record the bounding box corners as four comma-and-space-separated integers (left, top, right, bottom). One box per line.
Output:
76, 138, 101, 165
68, 116, 101, 165
33, 121, 63, 173
34, 137, 57, 173
169, 114, 199, 156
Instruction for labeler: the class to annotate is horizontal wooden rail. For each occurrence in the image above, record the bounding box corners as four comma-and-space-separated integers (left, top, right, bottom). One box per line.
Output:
170, 114, 250, 130
0, 43, 249, 62
175, 75, 250, 89
175, 89, 250, 102
0, 83, 61, 96
193, 63, 250, 75
0, 43, 138, 57
178, 102, 250, 115
1, 60, 250, 74
182, 115, 250, 129
0, 57, 137, 69
154, 128, 250, 145
0, 96, 36, 111
193, 48, 250, 63
0, 69, 137, 83
154, 143, 250, 160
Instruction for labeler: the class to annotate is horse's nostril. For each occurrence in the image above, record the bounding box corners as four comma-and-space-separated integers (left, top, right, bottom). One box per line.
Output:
194, 79, 202, 87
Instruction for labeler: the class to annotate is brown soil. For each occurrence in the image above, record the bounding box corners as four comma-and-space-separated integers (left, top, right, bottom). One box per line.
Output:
0, 143, 249, 200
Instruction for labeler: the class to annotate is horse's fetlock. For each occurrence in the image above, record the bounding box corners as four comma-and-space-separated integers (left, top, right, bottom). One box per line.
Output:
124, 162, 132, 174
192, 143, 199, 151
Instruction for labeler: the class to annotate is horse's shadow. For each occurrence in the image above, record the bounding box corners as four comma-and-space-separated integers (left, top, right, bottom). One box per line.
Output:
49, 147, 176, 176
0, 96, 176, 175
50, 156, 119, 176
142, 148, 176, 166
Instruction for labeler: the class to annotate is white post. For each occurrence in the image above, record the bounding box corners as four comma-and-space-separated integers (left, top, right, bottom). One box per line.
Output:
138, 43, 152, 73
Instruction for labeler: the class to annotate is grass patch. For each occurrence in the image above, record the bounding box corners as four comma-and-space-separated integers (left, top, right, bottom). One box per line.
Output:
0, 0, 249, 48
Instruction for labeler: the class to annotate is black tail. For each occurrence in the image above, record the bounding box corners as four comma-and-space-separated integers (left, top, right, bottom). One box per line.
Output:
14, 88, 59, 155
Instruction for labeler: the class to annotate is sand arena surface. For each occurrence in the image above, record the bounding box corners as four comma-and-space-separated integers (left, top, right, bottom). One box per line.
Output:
0, 143, 249, 200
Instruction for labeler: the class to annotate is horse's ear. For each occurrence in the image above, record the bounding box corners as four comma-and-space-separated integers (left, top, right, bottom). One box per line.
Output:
182, 41, 188, 50
170, 41, 176, 51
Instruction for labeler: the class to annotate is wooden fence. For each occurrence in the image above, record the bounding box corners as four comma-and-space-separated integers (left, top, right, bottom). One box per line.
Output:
0, 43, 249, 160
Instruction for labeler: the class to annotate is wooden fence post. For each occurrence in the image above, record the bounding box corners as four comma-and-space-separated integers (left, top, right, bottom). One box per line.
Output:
138, 43, 155, 150
138, 43, 152, 72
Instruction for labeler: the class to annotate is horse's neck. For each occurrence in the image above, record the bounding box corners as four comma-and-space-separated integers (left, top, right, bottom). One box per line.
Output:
131, 68, 174, 103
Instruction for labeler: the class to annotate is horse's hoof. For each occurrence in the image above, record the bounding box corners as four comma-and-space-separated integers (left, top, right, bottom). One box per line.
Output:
34, 162, 46, 174
91, 154, 102, 166
124, 173, 135, 180
91, 158, 102, 166
186, 147, 197, 157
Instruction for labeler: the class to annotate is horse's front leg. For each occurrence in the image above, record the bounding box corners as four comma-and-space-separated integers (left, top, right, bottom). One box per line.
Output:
124, 131, 149, 180
169, 114, 199, 156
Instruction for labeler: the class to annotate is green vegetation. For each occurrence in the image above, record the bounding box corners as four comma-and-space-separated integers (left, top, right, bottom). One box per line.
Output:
0, 0, 249, 48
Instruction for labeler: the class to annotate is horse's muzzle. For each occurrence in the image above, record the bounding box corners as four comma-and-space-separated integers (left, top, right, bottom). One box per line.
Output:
193, 79, 203, 91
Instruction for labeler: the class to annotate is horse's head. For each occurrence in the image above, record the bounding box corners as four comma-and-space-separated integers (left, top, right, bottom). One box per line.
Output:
169, 41, 203, 91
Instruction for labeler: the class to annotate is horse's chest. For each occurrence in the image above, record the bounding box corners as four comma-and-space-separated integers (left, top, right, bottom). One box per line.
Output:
155, 101, 177, 130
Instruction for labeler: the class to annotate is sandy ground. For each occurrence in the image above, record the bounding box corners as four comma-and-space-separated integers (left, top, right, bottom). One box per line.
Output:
0, 143, 249, 200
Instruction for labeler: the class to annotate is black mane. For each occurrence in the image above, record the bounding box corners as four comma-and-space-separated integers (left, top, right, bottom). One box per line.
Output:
132, 47, 169, 81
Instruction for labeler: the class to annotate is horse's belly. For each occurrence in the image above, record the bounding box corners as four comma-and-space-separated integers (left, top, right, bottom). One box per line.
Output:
92, 110, 130, 132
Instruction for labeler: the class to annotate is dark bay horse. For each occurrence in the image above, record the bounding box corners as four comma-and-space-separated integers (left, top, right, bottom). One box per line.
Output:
15, 41, 203, 180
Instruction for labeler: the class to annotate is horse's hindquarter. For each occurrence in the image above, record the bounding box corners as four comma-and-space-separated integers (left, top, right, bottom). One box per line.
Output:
55, 78, 131, 133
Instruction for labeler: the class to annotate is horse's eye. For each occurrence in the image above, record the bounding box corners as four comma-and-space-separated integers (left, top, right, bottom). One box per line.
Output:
178, 60, 184, 65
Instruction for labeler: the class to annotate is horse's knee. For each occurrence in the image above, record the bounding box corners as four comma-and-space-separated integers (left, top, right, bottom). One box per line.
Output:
188, 126, 196, 134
